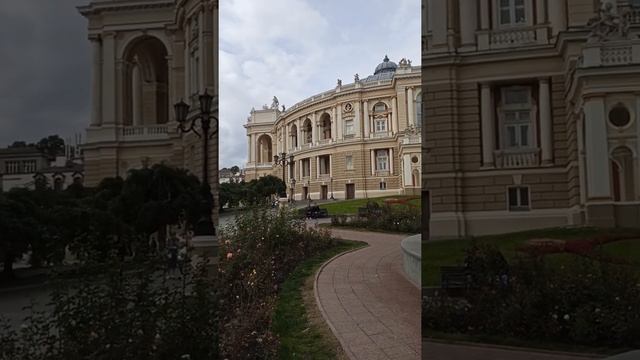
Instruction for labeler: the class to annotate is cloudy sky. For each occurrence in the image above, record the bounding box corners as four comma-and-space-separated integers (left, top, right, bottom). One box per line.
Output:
0, 0, 90, 148
0, 1, 420, 168
219, 0, 421, 168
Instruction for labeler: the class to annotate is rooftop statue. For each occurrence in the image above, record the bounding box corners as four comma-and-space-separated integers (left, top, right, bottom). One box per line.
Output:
337, 78, 342, 87
271, 96, 279, 109
587, 2, 630, 42
354, 73, 359, 82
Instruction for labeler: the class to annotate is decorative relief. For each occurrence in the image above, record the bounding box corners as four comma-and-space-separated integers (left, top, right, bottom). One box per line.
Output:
587, 2, 630, 42
343, 102, 353, 113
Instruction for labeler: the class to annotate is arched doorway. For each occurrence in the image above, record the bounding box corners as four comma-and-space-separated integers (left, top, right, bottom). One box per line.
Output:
611, 146, 636, 202
302, 119, 312, 144
256, 135, 273, 164
320, 113, 331, 140
290, 124, 298, 148
123, 36, 169, 126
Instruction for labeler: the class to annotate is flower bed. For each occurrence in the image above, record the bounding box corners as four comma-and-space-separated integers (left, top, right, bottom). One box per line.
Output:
330, 201, 420, 234
217, 207, 335, 360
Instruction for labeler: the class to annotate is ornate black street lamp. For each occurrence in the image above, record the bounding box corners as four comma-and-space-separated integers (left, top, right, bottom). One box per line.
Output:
330, 176, 335, 200
174, 89, 218, 247
273, 152, 294, 199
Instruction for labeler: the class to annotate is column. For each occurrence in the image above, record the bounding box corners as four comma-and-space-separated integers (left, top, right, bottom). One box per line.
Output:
536, 0, 547, 24
198, 10, 205, 93
102, 32, 116, 125
247, 135, 252, 163
480, 84, 495, 167
312, 112, 318, 144
371, 150, 375, 175
539, 78, 553, 165
636, 95, 640, 199
391, 97, 398, 134
90, 37, 102, 126
389, 148, 394, 175
337, 105, 343, 140
331, 107, 337, 141
316, 156, 320, 179
480, 0, 490, 29
132, 65, 142, 126
549, 0, 567, 36
431, 0, 448, 46
249, 134, 255, 163
184, 20, 191, 99
407, 87, 415, 127
459, 0, 478, 46
329, 155, 333, 177
296, 119, 301, 148
576, 116, 587, 205
584, 97, 611, 199
355, 101, 361, 138
363, 100, 370, 138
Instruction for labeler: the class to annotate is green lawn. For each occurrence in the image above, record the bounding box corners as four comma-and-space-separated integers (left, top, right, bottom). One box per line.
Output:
271, 240, 366, 359
319, 196, 420, 216
422, 227, 640, 287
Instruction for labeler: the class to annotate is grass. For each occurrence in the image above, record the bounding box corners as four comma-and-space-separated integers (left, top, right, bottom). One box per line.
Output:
319, 196, 420, 216
271, 239, 366, 359
422, 227, 640, 287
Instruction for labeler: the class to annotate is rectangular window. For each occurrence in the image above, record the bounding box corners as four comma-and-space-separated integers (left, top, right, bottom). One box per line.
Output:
318, 155, 331, 175
375, 150, 388, 171
499, 0, 526, 25
344, 120, 354, 136
345, 155, 353, 170
302, 159, 311, 177
375, 119, 387, 132
23, 160, 36, 173
379, 181, 387, 190
5, 161, 20, 174
501, 86, 533, 149
508, 186, 530, 211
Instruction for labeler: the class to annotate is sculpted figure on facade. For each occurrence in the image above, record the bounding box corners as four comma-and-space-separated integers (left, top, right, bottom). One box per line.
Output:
337, 78, 342, 87
587, 2, 630, 42
271, 96, 279, 109
354, 73, 359, 82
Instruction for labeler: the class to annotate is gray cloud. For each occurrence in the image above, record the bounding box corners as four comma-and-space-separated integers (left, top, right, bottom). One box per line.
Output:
0, 0, 89, 147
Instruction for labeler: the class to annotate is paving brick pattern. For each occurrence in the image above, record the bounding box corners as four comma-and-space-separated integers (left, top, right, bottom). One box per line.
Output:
423, 341, 603, 360
315, 229, 421, 360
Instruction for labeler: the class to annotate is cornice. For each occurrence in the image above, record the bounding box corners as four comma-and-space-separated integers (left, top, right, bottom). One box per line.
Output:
78, 1, 175, 17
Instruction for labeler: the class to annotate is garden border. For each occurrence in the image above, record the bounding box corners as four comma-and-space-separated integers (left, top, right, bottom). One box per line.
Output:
424, 337, 607, 358
313, 244, 370, 360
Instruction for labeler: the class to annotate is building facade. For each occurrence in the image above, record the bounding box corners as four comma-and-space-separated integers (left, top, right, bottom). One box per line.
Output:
245, 57, 422, 201
424, 0, 640, 238
0, 147, 83, 192
78, 0, 218, 221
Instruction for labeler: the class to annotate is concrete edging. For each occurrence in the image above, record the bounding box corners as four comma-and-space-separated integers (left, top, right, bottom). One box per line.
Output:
313, 243, 370, 360
401, 234, 421, 288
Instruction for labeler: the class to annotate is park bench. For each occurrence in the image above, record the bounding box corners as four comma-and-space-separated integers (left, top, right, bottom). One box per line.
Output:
303, 205, 329, 219
440, 266, 471, 289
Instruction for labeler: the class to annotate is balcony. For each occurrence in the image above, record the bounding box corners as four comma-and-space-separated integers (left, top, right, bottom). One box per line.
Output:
582, 40, 640, 68
375, 170, 390, 177
494, 148, 540, 169
318, 138, 332, 145
478, 25, 547, 51
372, 132, 391, 139
121, 125, 170, 140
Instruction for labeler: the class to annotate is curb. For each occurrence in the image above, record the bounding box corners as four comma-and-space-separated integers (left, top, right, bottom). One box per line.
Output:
0, 281, 50, 294
313, 243, 369, 360
424, 338, 606, 358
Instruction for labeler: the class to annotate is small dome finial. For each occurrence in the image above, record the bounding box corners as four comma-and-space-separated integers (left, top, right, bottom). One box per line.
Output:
383, 55, 389, 62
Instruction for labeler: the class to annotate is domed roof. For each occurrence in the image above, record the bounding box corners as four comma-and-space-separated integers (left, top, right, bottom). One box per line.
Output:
374, 55, 397, 75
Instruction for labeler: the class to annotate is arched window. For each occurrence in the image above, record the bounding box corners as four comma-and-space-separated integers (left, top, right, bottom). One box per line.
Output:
303, 119, 312, 144
124, 36, 169, 126
256, 135, 273, 164
290, 124, 298, 148
611, 146, 636, 202
320, 113, 332, 140
373, 102, 388, 133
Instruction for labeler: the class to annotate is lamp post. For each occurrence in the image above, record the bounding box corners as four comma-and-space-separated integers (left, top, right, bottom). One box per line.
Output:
330, 177, 335, 200
174, 89, 218, 266
306, 179, 311, 207
273, 152, 294, 199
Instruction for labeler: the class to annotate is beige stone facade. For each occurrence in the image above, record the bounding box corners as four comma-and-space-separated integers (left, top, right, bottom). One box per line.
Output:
424, 0, 640, 238
78, 0, 218, 223
245, 58, 422, 201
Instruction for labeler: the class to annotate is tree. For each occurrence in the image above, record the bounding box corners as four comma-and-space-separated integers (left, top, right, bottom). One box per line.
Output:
0, 192, 39, 279
230, 165, 240, 174
245, 175, 285, 205
8, 141, 31, 148
36, 135, 65, 159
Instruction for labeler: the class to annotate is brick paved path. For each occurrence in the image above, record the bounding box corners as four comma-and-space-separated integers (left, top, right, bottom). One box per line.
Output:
423, 341, 603, 360
315, 229, 421, 360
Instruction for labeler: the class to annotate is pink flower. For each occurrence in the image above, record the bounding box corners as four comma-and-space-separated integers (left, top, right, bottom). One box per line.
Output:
226, 252, 233, 260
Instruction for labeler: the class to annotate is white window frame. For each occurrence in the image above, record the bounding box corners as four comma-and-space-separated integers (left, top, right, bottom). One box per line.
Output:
493, 0, 533, 28
507, 186, 531, 211
375, 150, 389, 171
375, 118, 387, 133
319, 155, 330, 175
345, 155, 354, 170
379, 180, 387, 190
344, 119, 354, 136
302, 159, 311, 177
498, 86, 537, 151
